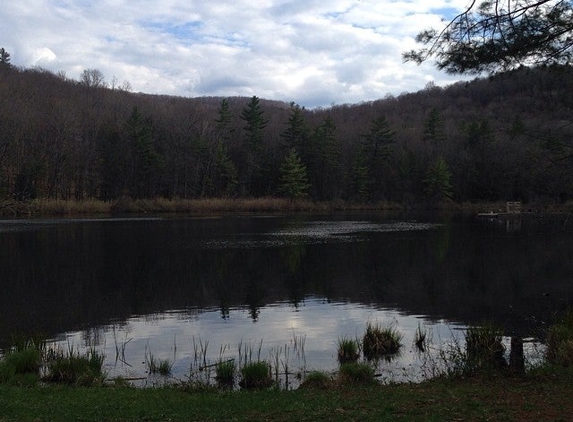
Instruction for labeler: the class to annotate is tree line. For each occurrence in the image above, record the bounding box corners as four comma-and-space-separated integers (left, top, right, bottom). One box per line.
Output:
0, 56, 572, 205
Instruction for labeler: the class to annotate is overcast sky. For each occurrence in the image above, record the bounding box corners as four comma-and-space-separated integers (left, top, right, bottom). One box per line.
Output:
2, 0, 472, 108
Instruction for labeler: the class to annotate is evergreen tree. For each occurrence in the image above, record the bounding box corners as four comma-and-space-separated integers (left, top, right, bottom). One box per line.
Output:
278, 148, 310, 200
0, 48, 11, 68
351, 150, 371, 202
210, 99, 238, 197
213, 142, 238, 197
423, 109, 445, 144
404, 1, 573, 74
240, 96, 268, 151
309, 115, 339, 200
360, 116, 395, 200
423, 156, 453, 201
281, 102, 309, 152
215, 98, 232, 129
463, 119, 501, 200
239, 96, 269, 195
126, 107, 163, 198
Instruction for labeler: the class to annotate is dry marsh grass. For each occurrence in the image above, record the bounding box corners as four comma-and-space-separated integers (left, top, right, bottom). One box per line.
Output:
31, 199, 112, 215
112, 197, 327, 214
0, 197, 403, 216
2, 197, 571, 217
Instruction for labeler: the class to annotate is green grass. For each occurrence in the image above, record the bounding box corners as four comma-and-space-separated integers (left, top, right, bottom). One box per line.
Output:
3, 314, 573, 420
1, 368, 573, 421
337, 362, 376, 385
0, 341, 43, 385
0, 347, 41, 376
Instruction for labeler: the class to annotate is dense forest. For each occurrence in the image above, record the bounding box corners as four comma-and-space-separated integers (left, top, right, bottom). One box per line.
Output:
0, 59, 572, 205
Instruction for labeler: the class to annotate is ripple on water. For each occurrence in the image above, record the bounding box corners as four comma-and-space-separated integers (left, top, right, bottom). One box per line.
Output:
202, 220, 441, 249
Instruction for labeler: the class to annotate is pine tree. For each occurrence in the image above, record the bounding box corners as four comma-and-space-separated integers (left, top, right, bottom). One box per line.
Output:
404, 1, 573, 74
360, 116, 395, 200
126, 107, 163, 198
281, 102, 309, 151
240, 96, 268, 152
423, 109, 445, 144
0, 48, 11, 68
215, 98, 232, 129
278, 148, 310, 200
423, 156, 453, 201
239, 96, 269, 195
352, 151, 371, 202
211, 99, 238, 196
310, 116, 339, 200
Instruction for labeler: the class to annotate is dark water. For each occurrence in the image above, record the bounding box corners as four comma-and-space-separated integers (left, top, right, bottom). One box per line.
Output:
0, 212, 571, 384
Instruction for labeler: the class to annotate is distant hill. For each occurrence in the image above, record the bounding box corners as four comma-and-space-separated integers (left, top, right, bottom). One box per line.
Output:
0, 63, 572, 204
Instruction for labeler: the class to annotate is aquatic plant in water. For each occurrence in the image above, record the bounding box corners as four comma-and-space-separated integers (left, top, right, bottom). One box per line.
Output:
239, 360, 273, 389
546, 311, 573, 367
337, 337, 360, 364
465, 324, 506, 372
43, 347, 105, 386
414, 324, 427, 352
362, 322, 403, 360
215, 359, 236, 386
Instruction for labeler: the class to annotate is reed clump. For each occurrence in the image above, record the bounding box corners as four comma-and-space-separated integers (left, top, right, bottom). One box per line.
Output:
337, 337, 360, 364
464, 324, 506, 372
0, 336, 46, 384
299, 371, 332, 389
414, 324, 427, 352
239, 360, 273, 390
215, 359, 236, 386
546, 311, 573, 367
43, 347, 106, 386
362, 322, 403, 360
0, 348, 41, 384
146, 355, 173, 376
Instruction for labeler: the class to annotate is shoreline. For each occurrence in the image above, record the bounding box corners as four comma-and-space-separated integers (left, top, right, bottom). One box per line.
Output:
1, 197, 571, 217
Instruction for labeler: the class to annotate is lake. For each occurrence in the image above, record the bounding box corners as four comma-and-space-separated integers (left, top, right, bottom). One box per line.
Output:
0, 212, 571, 386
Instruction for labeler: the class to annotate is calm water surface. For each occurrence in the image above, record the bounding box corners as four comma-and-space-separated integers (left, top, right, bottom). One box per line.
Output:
0, 212, 571, 385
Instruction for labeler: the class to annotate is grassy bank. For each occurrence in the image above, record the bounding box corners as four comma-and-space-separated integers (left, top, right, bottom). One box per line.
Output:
0, 367, 572, 421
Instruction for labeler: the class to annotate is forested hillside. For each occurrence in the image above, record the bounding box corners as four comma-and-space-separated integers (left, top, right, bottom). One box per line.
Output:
1, 62, 572, 205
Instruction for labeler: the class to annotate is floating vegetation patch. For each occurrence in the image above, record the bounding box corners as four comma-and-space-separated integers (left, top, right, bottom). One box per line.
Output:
275, 220, 440, 239
202, 220, 441, 249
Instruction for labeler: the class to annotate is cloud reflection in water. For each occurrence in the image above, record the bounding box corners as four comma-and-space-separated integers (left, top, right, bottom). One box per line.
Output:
56, 297, 464, 387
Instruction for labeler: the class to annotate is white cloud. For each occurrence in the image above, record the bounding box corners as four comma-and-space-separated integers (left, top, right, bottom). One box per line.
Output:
1, 0, 473, 108
32, 47, 57, 65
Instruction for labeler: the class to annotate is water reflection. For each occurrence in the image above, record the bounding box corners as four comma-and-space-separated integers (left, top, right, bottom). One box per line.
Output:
0, 213, 570, 383
56, 298, 468, 386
